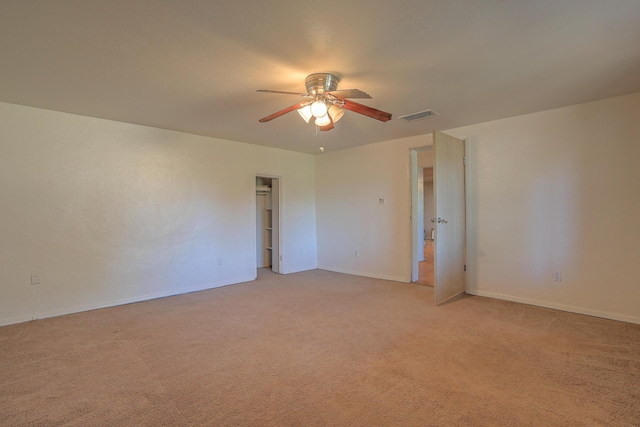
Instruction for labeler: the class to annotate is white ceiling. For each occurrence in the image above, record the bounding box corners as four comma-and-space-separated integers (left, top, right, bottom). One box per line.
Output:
1, 1, 639, 154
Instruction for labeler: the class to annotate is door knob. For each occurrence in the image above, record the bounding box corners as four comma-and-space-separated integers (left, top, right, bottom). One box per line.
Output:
437, 217, 448, 223
430, 218, 436, 223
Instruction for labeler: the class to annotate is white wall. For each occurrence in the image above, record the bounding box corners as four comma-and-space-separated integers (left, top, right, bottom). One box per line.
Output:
417, 149, 433, 169
4, 91, 639, 326
316, 92, 640, 324
316, 134, 432, 282
0, 102, 317, 326
446, 92, 640, 324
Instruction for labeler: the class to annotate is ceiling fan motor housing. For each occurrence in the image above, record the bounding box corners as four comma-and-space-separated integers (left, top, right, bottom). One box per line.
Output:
305, 73, 340, 95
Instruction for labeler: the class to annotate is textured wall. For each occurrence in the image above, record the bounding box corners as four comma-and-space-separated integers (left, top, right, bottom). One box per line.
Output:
316, 92, 640, 323
316, 134, 432, 282
0, 102, 317, 326
447, 92, 640, 323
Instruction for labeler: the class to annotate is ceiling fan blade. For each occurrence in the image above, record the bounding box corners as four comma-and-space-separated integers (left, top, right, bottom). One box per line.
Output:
319, 114, 334, 132
327, 89, 372, 99
341, 100, 392, 122
257, 90, 311, 97
258, 101, 310, 123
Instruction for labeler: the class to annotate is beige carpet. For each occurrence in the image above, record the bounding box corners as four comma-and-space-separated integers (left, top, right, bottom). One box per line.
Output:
1, 269, 639, 426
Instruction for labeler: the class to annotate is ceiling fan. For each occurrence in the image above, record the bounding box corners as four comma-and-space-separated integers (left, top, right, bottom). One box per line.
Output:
257, 73, 392, 131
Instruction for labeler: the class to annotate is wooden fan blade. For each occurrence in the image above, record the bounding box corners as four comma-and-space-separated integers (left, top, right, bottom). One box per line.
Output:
257, 90, 311, 97
258, 101, 310, 123
319, 114, 334, 132
341, 100, 392, 122
327, 89, 371, 99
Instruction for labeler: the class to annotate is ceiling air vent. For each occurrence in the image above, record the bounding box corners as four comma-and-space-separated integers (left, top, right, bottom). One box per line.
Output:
398, 109, 439, 122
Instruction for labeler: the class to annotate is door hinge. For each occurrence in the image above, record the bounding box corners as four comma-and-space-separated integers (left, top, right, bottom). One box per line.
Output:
464, 264, 467, 272
463, 156, 467, 165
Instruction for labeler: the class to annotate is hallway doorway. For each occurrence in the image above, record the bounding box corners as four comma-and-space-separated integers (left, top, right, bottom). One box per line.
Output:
416, 240, 434, 286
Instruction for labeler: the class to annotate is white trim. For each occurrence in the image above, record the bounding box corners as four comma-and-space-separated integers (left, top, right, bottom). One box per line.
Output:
254, 173, 283, 274
409, 146, 434, 282
468, 289, 640, 325
281, 264, 318, 275
317, 267, 408, 283
0, 275, 255, 327
0, 314, 36, 327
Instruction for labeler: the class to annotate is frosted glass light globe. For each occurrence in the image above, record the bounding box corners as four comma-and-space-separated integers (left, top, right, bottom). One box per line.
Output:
315, 114, 331, 126
310, 100, 328, 118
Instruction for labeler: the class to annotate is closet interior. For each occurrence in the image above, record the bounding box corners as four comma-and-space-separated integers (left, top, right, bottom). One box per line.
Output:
256, 177, 279, 272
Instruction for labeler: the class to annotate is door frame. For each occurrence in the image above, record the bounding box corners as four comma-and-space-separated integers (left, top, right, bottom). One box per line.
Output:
254, 174, 282, 276
409, 146, 433, 282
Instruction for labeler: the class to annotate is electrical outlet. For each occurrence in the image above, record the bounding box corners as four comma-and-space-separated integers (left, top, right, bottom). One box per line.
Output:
553, 272, 562, 282
355, 250, 360, 257
379, 198, 385, 204
31, 273, 41, 285
217, 257, 222, 266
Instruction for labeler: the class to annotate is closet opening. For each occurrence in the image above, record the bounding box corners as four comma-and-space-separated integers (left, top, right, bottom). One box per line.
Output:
256, 176, 280, 274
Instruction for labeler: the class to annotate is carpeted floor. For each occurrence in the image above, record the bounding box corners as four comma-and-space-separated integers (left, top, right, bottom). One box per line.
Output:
1, 269, 639, 426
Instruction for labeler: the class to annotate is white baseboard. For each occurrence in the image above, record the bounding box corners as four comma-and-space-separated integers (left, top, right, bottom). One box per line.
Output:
281, 264, 318, 275
0, 314, 37, 327
468, 289, 640, 325
317, 266, 408, 283
0, 275, 256, 327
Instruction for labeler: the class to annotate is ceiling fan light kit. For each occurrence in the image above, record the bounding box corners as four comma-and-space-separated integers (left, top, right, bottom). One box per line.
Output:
314, 114, 331, 127
297, 105, 313, 123
310, 99, 328, 118
257, 73, 392, 133
328, 104, 344, 123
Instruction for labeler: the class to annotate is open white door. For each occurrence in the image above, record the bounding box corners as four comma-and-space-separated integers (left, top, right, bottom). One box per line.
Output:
434, 131, 466, 304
